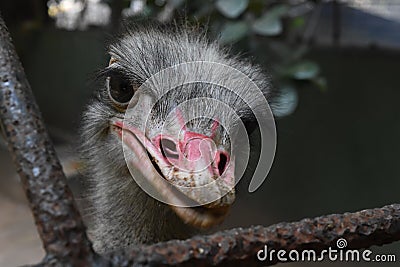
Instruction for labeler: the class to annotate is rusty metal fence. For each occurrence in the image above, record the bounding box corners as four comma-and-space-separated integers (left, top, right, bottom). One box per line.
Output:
0, 14, 399, 267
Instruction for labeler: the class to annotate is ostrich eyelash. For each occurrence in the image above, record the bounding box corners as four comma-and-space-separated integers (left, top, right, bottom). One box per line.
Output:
96, 67, 130, 83
96, 66, 145, 86
96, 67, 144, 94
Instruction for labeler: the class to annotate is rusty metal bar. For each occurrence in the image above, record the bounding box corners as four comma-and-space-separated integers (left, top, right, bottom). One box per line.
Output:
106, 204, 400, 266
0, 14, 98, 266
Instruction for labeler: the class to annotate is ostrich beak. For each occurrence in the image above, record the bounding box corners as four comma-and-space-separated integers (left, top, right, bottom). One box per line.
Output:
111, 120, 235, 229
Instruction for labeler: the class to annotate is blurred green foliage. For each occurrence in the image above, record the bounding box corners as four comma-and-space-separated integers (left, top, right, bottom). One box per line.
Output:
123, 0, 326, 116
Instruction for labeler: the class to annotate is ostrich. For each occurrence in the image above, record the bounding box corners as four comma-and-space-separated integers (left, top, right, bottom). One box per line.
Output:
79, 24, 273, 253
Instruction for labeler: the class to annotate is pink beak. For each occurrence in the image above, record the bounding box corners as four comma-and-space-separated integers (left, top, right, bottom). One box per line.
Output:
112, 119, 235, 228
153, 130, 231, 185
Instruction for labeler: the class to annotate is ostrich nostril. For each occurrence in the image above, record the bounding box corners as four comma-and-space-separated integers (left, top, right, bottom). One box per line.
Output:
160, 138, 179, 160
217, 152, 228, 176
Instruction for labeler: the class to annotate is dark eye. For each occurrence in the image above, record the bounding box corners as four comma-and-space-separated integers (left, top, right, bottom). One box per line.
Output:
107, 74, 135, 106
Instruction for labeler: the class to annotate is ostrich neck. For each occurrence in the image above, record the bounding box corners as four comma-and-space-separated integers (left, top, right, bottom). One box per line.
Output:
86, 170, 196, 253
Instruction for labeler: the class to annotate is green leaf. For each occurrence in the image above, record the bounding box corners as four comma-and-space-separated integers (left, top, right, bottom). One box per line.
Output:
288, 61, 320, 80
170, 0, 184, 8
252, 4, 289, 36
219, 21, 249, 44
215, 0, 249, 19
273, 85, 298, 117
290, 17, 305, 29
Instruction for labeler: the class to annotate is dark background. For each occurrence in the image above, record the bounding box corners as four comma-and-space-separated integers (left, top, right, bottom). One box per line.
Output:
0, 0, 399, 266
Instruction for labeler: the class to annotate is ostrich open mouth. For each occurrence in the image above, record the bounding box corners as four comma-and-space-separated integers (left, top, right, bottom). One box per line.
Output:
111, 120, 235, 229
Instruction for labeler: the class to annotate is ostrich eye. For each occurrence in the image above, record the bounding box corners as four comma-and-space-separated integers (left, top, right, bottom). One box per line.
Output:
106, 74, 135, 106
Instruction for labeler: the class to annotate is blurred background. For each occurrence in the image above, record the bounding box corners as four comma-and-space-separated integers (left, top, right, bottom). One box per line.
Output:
0, 0, 399, 266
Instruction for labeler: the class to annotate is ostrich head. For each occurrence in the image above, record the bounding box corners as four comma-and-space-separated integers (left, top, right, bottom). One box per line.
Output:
80, 25, 273, 253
